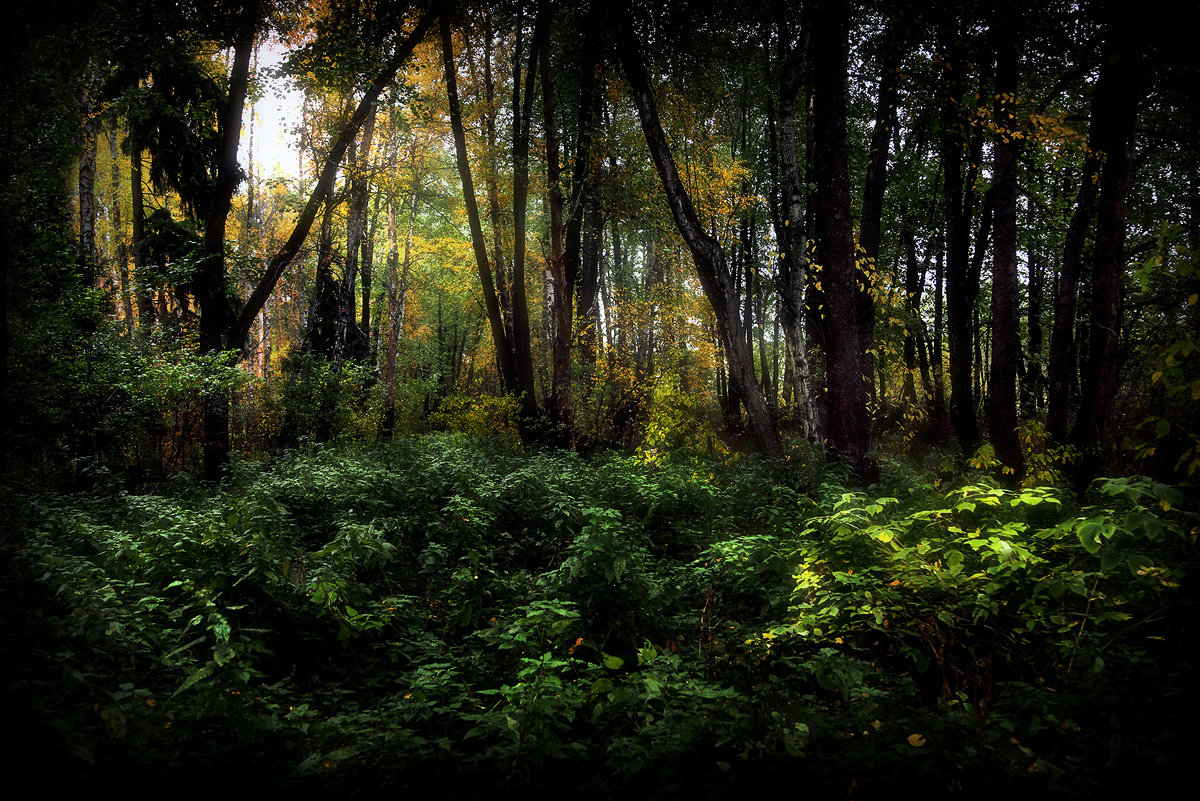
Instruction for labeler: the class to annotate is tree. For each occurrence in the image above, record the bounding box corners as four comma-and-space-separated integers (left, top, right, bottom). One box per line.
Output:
617, 8, 784, 460
439, 6, 542, 432
1067, 7, 1143, 485
767, 9, 820, 441
858, 1, 912, 407
216, 5, 439, 476
986, 7, 1024, 481
939, 13, 985, 455
810, 0, 873, 478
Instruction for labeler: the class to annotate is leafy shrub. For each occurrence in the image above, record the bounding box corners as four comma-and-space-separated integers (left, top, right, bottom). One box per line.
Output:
2, 439, 1195, 797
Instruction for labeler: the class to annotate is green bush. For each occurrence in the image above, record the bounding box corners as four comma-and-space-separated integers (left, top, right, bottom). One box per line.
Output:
2, 438, 1195, 796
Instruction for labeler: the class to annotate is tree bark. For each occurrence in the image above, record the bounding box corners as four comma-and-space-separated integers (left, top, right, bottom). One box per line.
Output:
1069, 16, 1141, 486
986, 15, 1024, 481
108, 128, 134, 333
858, 6, 908, 403
344, 103, 377, 344
901, 227, 930, 407
941, 28, 981, 454
78, 72, 99, 280
540, 8, 574, 437
932, 247, 945, 417
197, 4, 256, 480
1047, 73, 1105, 443
769, 16, 819, 439
129, 124, 154, 327
507, 1, 548, 421
812, 0, 873, 478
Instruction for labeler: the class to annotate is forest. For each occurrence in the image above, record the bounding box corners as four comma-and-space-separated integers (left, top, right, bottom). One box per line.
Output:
1, 0, 1197, 796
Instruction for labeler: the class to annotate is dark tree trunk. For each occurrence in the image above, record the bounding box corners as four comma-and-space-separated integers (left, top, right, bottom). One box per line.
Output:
540, 9, 574, 438
129, 126, 154, 327
78, 74, 99, 280
858, 6, 908, 404
507, 1, 548, 422
987, 16, 1024, 481
1069, 17, 1142, 486
109, 128, 134, 333
197, 7, 255, 480
363, 192, 380, 346
347, 104, 377, 339
941, 28, 981, 453
565, 13, 603, 366
578, 195, 602, 365
1022, 248, 1044, 417
442, 16, 518, 395
617, 13, 783, 459
812, 0, 873, 479
901, 227, 929, 406
1047, 79, 1105, 443
933, 248, 945, 417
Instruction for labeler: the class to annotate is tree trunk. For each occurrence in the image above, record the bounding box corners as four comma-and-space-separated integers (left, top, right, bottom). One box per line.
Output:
540, 13, 574, 438
901, 227, 928, 406
129, 125, 154, 327
770, 18, 819, 440
941, 29, 981, 454
381, 197, 401, 436
933, 247, 945, 417
1069, 18, 1141, 486
78, 73, 99, 280
812, 0, 873, 478
617, 14, 783, 459
1022, 248, 1044, 417
1047, 86, 1104, 443
197, 6, 255, 480
229, 12, 436, 356
441, 15, 523, 407
108, 128, 134, 333
578, 195, 603, 365
507, 1, 548, 422
986, 16, 1024, 481
343, 103, 376, 344
858, 7, 908, 405
566, 15, 603, 367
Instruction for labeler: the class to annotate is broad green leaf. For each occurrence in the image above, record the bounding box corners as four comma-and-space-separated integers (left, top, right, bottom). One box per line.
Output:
1126, 553, 1154, 576
1101, 549, 1123, 572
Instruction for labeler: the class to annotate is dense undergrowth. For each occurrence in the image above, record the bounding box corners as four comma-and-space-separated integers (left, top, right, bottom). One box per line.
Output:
2, 435, 1196, 798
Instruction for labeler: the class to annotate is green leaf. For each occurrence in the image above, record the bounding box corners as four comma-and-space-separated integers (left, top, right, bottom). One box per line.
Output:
170, 664, 213, 698
1077, 518, 1107, 555
1101, 550, 1124, 572
1126, 553, 1154, 576
602, 653, 624, 670
945, 549, 965, 573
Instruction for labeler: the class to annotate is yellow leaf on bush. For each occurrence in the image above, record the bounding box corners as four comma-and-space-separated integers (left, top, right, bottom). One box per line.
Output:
907, 733, 926, 747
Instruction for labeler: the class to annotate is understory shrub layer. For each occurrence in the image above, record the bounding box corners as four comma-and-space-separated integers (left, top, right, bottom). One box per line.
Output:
2, 434, 1196, 798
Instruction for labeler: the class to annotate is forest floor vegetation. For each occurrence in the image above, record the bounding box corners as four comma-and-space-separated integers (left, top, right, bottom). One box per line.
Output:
2, 434, 1196, 798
